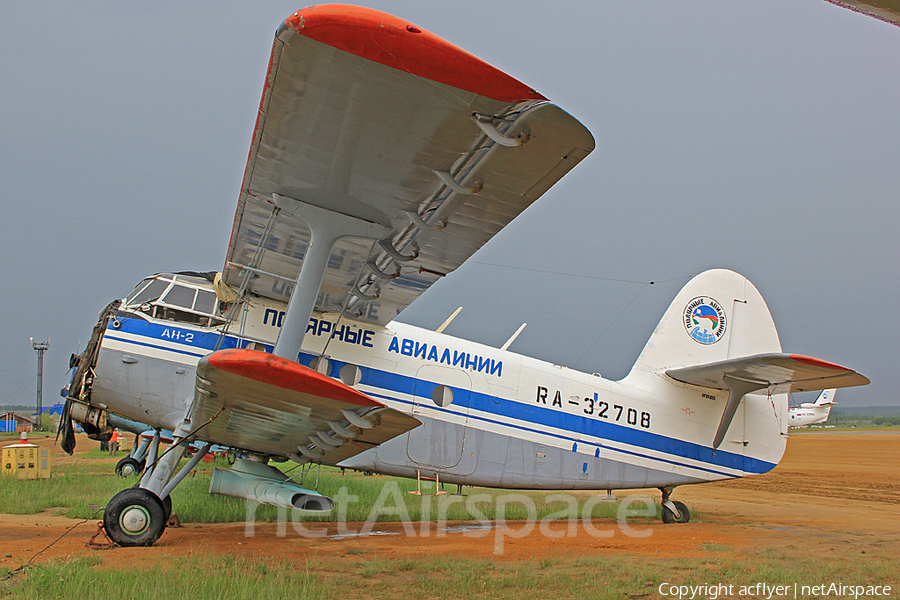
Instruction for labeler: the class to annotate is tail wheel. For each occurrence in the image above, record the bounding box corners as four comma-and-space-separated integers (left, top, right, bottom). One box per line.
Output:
114, 457, 142, 477
103, 488, 167, 547
661, 500, 691, 524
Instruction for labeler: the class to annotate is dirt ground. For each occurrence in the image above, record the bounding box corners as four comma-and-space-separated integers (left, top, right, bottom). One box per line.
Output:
1, 431, 898, 571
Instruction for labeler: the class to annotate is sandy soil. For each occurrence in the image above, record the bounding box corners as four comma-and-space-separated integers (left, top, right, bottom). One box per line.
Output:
1, 431, 898, 571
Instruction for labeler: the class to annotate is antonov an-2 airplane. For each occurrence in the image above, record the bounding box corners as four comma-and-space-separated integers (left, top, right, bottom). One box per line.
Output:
59, 5, 869, 547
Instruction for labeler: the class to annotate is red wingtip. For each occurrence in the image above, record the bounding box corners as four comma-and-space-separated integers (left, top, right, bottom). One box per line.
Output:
789, 354, 854, 372
207, 349, 381, 408
284, 4, 547, 103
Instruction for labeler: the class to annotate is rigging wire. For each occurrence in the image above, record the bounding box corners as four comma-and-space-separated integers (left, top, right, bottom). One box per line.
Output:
468, 260, 696, 371
0, 507, 106, 583
0, 375, 38, 405
214, 204, 282, 352
473, 261, 694, 287
471, 260, 652, 284
570, 274, 695, 370
0, 358, 33, 374
571, 282, 650, 370
319, 238, 381, 361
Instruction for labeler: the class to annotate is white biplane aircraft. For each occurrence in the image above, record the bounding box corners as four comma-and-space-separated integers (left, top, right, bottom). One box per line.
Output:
59, 5, 869, 547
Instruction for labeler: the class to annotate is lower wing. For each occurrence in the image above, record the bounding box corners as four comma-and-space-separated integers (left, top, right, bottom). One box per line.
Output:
190, 349, 420, 464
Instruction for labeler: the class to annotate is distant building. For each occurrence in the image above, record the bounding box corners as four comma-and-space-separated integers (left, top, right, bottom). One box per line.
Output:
0, 412, 34, 433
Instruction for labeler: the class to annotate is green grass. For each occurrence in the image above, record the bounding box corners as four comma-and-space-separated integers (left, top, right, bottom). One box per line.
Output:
698, 543, 732, 552
1, 555, 328, 600
4, 547, 896, 600
0, 459, 120, 519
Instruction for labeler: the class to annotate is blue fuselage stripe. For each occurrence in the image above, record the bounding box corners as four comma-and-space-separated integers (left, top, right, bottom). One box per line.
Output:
104, 334, 209, 358
365, 390, 738, 478
104, 319, 776, 476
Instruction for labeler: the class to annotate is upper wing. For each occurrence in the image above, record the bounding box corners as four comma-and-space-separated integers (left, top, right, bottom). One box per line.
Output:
666, 353, 870, 393
825, 0, 900, 27
222, 5, 595, 325
191, 348, 420, 463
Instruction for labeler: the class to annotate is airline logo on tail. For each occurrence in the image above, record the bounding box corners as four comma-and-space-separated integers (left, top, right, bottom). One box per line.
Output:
684, 297, 727, 345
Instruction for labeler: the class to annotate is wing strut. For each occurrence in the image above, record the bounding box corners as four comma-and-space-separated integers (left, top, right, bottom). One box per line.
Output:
271, 193, 389, 361
713, 375, 767, 451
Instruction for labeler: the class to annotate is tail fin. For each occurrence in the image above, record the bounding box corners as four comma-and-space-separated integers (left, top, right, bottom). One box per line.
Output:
815, 389, 837, 406
622, 269, 785, 453
621, 269, 866, 456
626, 269, 781, 379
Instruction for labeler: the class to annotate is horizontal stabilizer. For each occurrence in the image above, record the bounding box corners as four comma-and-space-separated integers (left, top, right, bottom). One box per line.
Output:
190, 349, 421, 463
669, 354, 867, 449
666, 353, 869, 393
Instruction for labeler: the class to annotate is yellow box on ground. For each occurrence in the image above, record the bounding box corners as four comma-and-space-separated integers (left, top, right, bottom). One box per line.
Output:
1, 433, 51, 479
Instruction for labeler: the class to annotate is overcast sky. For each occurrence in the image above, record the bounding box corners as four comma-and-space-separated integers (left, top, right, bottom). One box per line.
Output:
1, 1, 897, 411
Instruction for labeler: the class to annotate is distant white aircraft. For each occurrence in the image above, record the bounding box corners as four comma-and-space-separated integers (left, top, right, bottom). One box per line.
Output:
57, 5, 870, 547
788, 389, 837, 428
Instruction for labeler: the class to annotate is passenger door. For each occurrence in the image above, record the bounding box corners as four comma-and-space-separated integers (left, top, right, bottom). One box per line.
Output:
406, 366, 471, 469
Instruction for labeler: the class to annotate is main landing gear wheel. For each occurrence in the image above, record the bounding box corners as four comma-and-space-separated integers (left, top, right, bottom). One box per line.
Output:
115, 457, 142, 477
661, 500, 690, 524
103, 488, 167, 547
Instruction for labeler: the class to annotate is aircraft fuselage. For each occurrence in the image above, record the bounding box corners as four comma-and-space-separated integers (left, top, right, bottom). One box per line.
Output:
82, 273, 787, 493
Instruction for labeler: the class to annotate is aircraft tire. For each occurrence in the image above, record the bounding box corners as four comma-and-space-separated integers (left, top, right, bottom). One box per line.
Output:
661, 500, 690, 524
104, 488, 167, 547
115, 457, 142, 477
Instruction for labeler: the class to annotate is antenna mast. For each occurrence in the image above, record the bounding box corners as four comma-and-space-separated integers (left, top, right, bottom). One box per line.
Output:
30, 338, 49, 431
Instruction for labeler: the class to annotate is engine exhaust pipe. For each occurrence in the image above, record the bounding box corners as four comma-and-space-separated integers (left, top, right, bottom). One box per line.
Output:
209, 459, 334, 512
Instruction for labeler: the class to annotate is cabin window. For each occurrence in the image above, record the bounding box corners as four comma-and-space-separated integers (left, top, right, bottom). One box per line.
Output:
432, 385, 454, 408
340, 364, 362, 386
310, 356, 331, 376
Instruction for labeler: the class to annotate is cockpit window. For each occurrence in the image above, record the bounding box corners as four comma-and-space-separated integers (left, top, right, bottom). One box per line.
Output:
129, 279, 169, 306
125, 280, 150, 304
122, 274, 226, 328
194, 290, 217, 315
161, 285, 196, 309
